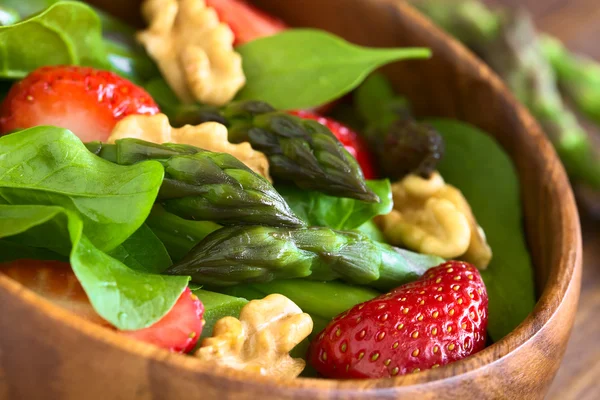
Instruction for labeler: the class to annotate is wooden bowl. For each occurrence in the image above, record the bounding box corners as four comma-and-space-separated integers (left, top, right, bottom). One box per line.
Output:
0, 0, 582, 399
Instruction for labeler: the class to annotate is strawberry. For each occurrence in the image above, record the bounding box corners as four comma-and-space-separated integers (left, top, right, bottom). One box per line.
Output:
1, 259, 204, 353
122, 287, 204, 353
0, 66, 159, 142
1, 259, 110, 327
291, 110, 377, 179
308, 261, 488, 379
205, 0, 287, 45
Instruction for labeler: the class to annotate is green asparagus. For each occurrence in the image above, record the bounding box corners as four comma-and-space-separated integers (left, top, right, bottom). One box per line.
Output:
86, 139, 304, 228
223, 101, 378, 202
413, 0, 600, 189
145, 205, 220, 261
480, 11, 600, 188
143, 95, 378, 202
166, 226, 444, 291
541, 35, 600, 126
191, 288, 248, 339
221, 280, 379, 335
355, 73, 444, 179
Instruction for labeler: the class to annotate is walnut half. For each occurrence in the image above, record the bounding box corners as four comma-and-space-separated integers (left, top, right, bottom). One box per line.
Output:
108, 113, 271, 179
195, 294, 313, 379
377, 172, 492, 269
138, 0, 246, 106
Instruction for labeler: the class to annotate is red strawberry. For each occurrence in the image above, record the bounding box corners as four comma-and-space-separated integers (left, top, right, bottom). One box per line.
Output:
1, 259, 203, 353
122, 287, 204, 353
1, 259, 111, 327
205, 0, 287, 45
291, 110, 377, 179
0, 66, 159, 142
308, 261, 488, 379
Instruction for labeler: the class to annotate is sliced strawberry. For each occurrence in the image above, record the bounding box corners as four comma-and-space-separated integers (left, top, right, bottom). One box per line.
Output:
1, 259, 203, 353
205, 0, 287, 45
0, 66, 159, 142
308, 261, 488, 379
1, 259, 110, 326
291, 110, 377, 179
122, 287, 204, 353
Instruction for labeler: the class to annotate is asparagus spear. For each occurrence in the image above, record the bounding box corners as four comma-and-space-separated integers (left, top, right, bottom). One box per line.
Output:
145, 205, 220, 261
86, 139, 305, 227
166, 226, 444, 291
413, 0, 600, 189
221, 280, 379, 335
191, 288, 248, 339
223, 100, 378, 202
480, 10, 600, 189
541, 35, 600, 126
355, 73, 445, 179
144, 95, 378, 202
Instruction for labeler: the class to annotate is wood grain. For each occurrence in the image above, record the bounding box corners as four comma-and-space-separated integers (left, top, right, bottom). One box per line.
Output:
0, 0, 582, 399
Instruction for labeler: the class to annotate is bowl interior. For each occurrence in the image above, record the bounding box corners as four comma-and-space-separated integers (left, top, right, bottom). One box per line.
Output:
0, 0, 581, 396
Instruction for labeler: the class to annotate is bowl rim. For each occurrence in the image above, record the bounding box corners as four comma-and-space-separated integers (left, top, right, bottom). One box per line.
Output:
0, 0, 582, 393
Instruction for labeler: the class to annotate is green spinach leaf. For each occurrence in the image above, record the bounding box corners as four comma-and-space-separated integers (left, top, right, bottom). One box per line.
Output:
428, 118, 535, 341
0, 0, 158, 83
0, 127, 164, 252
0, 1, 110, 79
355, 220, 386, 242
108, 224, 172, 274
277, 180, 392, 230
236, 29, 431, 110
0, 204, 189, 330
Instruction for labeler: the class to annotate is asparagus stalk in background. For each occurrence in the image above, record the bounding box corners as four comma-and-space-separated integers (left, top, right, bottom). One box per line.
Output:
221, 280, 379, 335
412, 0, 500, 47
145, 205, 220, 262
166, 226, 444, 291
86, 139, 304, 228
541, 35, 600, 126
413, 0, 600, 189
355, 73, 445, 179
480, 11, 600, 189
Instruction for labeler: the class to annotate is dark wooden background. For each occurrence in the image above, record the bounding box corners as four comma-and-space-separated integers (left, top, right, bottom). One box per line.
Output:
484, 0, 600, 398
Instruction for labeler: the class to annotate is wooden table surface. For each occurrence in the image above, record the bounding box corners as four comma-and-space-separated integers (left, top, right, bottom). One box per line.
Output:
484, 0, 600, 398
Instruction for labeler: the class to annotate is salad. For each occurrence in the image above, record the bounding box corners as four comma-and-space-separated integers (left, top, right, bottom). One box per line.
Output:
0, 0, 535, 379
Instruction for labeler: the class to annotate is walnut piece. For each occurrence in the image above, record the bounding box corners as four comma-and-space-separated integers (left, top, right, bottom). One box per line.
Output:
377, 172, 492, 269
138, 0, 246, 106
195, 294, 313, 379
108, 113, 271, 179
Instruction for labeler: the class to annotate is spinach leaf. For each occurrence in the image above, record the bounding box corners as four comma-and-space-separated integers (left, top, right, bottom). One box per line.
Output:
144, 77, 181, 110
356, 220, 386, 242
0, 0, 58, 17
0, 1, 110, 79
0, 6, 19, 26
0, 0, 158, 84
428, 118, 535, 341
236, 29, 431, 110
108, 224, 172, 274
0, 127, 164, 252
0, 204, 189, 330
277, 180, 392, 230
